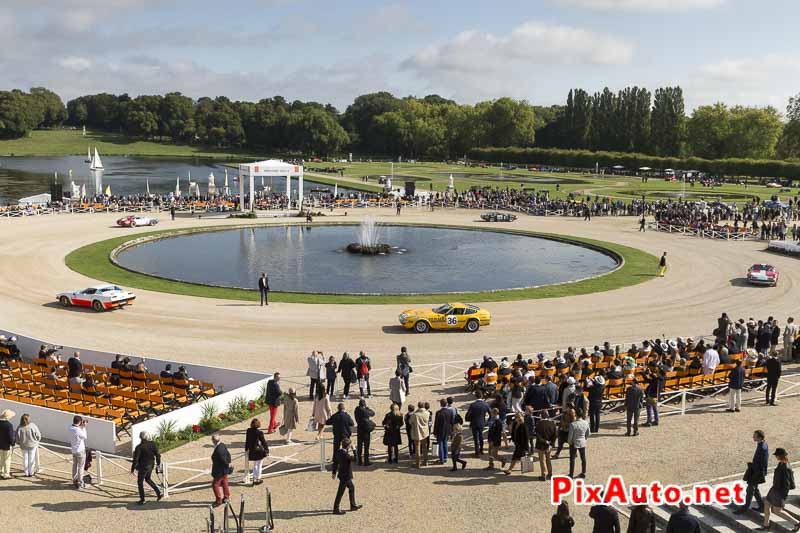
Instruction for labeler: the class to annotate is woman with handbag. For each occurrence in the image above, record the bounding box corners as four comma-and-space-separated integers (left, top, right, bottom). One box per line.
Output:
502, 413, 530, 476
312, 381, 332, 440
245, 419, 269, 485
382, 403, 403, 464
759, 447, 800, 531
281, 388, 300, 444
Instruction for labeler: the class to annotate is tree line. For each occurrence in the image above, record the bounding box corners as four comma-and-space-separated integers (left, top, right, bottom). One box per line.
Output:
1, 86, 799, 164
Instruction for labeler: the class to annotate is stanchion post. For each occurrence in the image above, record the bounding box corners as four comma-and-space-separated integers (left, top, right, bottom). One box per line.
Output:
163, 463, 169, 498
441, 363, 446, 386
681, 390, 686, 415
97, 451, 104, 485
319, 438, 326, 472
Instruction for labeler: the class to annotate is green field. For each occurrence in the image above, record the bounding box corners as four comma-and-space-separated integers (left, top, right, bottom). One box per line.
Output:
65, 223, 658, 304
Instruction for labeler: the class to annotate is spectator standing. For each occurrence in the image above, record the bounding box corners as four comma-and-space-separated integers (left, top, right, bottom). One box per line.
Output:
0, 409, 15, 479
281, 388, 299, 443
244, 419, 269, 485
69, 415, 88, 489
551, 501, 575, 533
587, 375, 605, 433
325, 355, 338, 399
449, 423, 467, 471
265, 373, 282, 434
210, 434, 232, 506
735, 430, 768, 515
312, 382, 333, 440
765, 353, 782, 406
67, 351, 84, 386
535, 416, 557, 480
627, 505, 656, 533
726, 360, 745, 412
658, 252, 667, 277
666, 502, 701, 533
590, 502, 621, 533
396, 347, 413, 395
130, 431, 162, 504
759, 448, 800, 531
381, 403, 403, 464
486, 408, 505, 470
553, 404, 575, 459
702, 345, 720, 375
433, 399, 453, 465
567, 408, 590, 479
15, 414, 41, 477
257, 272, 270, 306
643, 369, 662, 427
331, 438, 362, 515
625, 379, 644, 437
465, 393, 491, 457
355, 351, 372, 398
784, 318, 799, 362
306, 351, 324, 400
503, 413, 529, 476
338, 352, 357, 399
326, 403, 355, 458
354, 399, 375, 466
410, 402, 430, 468
404, 405, 416, 458
388, 370, 407, 407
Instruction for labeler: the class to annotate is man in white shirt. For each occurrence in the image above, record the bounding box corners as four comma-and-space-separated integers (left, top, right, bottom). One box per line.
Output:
702, 346, 720, 376
69, 416, 88, 489
306, 351, 325, 400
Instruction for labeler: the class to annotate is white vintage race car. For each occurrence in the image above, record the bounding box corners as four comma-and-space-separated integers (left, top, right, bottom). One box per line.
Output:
747, 264, 779, 286
57, 284, 137, 312
117, 215, 159, 227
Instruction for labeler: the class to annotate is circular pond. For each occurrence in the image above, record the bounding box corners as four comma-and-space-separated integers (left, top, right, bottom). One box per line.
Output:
114, 225, 619, 295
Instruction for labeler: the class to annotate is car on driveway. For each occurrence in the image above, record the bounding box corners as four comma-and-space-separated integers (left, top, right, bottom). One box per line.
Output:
117, 215, 159, 227
398, 303, 491, 333
57, 284, 137, 311
747, 264, 779, 286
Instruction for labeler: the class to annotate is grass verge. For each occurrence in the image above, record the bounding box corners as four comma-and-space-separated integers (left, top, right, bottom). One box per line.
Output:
65, 222, 658, 304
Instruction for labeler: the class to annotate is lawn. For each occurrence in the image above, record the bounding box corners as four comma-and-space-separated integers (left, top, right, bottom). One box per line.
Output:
65, 223, 658, 304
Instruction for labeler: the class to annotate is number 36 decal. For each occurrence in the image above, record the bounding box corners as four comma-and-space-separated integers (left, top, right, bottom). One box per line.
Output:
446, 316, 458, 326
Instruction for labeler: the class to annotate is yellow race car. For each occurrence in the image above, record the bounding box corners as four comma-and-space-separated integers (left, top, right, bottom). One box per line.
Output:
398, 303, 491, 333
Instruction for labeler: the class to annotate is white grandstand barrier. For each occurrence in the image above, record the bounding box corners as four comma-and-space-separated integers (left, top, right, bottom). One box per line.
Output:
0, 397, 117, 452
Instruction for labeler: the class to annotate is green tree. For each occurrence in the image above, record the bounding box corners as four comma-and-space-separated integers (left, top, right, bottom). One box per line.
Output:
160, 92, 195, 141
687, 103, 730, 159
475, 97, 536, 148
342, 91, 400, 153
725, 106, 782, 159
563, 89, 591, 149
650, 87, 686, 157
286, 106, 350, 155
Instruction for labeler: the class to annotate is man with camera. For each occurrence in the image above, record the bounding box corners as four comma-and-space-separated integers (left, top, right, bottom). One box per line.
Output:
130, 431, 163, 504
331, 437, 362, 515
69, 416, 88, 489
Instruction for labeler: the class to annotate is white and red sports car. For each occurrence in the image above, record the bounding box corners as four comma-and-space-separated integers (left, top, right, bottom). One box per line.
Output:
747, 264, 779, 286
117, 215, 159, 227
57, 284, 137, 312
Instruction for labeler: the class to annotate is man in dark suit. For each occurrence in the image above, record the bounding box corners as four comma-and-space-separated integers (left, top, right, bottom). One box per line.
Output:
465, 393, 491, 456
210, 434, 231, 506
130, 431, 162, 504
353, 399, 375, 466
765, 353, 781, 406
666, 502, 701, 532
589, 502, 620, 533
433, 399, 454, 464
331, 438, 361, 515
734, 429, 768, 514
625, 378, 644, 436
258, 272, 270, 306
326, 403, 355, 458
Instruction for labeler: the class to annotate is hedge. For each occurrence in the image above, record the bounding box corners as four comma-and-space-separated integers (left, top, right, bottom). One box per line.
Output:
468, 147, 800, 179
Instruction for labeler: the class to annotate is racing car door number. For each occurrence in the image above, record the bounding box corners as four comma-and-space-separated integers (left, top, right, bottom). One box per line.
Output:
446, 316, 458, 326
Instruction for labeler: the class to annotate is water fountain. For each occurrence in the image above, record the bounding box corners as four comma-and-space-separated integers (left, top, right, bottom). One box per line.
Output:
346, 216, 391, 254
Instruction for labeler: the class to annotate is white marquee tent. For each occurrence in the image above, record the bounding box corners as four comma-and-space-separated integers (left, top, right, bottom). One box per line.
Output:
238, 159, 304, 211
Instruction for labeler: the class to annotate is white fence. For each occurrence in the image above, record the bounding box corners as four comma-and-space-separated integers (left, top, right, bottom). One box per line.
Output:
649, 221, 755, 240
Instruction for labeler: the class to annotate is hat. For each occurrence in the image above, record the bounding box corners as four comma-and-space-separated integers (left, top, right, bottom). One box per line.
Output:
537, 353, 545, 361
668, 340, 677, 349
659, 342, 668, 351
500, 361, 510, 369
567, 377, 576, 385
0, 335, 6, 341
594, 376, 606, 385
9, 336, 15, 342
0, 409, 15, 421
774, 448, 788, 457
687, 337, 695, 343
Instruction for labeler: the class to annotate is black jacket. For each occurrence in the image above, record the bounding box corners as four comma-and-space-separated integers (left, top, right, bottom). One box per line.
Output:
338, 357, 356, 383
551, 515, 574, 533
131, 441, 161, 472
354, 356, 371, 378
244, 427, 269, 460
465, 400, 491, 430
67, 357, 83, 379
625, 384, 644, 411
332, 446, 354, 481
354, 406, 375, 433
265, 380, 282, 407
0, 420, 15, 450
326, 411, 354, 439
665, 508, 700, 533
589, 505, 620, 533
433, 408, 454, 441
211, 442, 232, 479
587, 382, 605, 404
258, 276, 270, 291
766, 357, 782, 382
626, 506, 656, 533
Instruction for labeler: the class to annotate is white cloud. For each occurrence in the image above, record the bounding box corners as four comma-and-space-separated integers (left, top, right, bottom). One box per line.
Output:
684, 54, 800, 110
404, 21, 633, 74
557, 0, 724, 12
58, 56, 92, 72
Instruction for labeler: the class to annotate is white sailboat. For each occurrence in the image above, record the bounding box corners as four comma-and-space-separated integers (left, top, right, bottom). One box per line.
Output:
85, 147, 92, 163
90, 147, 104, 171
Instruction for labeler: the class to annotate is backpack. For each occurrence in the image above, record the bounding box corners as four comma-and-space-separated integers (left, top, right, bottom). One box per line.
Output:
359, 360, 369, 376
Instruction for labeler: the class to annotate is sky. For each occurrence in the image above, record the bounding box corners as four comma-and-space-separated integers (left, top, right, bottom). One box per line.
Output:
1, 0, 798, 113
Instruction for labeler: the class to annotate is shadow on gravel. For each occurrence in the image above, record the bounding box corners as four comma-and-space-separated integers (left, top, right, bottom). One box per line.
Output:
729, 277, 770, 288
41, 302, 99, 313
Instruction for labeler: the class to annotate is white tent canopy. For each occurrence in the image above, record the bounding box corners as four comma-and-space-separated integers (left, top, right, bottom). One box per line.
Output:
238, 159, 304, 211
638, 166, 652, 171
